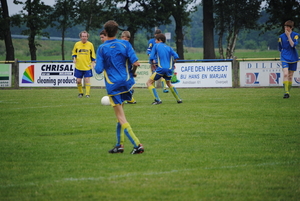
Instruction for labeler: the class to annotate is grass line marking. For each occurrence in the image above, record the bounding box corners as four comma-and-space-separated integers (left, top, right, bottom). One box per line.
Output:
0, 161, 297, 188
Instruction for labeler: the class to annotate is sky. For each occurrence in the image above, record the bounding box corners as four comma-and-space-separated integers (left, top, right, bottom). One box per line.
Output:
7, 0, 55, 15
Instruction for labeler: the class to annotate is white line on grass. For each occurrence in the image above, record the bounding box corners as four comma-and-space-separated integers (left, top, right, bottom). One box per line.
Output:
8, 103, 95, 110
0, 161, 297, 188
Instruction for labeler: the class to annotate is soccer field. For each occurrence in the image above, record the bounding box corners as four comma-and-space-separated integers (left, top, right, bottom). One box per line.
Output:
0, 87, 299, 200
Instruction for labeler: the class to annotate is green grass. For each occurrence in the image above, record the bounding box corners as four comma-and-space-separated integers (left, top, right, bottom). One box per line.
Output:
0, 87, 299, 200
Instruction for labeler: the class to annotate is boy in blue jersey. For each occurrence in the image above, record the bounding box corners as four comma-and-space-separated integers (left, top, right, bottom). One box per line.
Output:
147, 29, 169, 93
146, 33, 182, 105
95, 20, 144, 154
278, 20, 299, 98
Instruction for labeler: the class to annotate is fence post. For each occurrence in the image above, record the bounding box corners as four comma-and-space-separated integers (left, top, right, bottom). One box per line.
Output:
232, 57, 239, 88
13, 59, 19, 89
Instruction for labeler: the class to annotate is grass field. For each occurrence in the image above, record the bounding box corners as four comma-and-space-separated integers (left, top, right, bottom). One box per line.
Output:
0, 87, 299, 200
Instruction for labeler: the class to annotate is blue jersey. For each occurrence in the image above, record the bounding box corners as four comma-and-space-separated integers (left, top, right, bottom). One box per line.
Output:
95, 39, 138, 95
149, 42, 179, 70
146, 38, 156, 55
278, 31, 299, 63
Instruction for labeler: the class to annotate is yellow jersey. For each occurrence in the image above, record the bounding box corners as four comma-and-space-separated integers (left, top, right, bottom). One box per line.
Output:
72, 41, 96, 71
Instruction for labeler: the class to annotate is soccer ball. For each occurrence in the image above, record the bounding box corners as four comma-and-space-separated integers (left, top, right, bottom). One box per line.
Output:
101, 96, 110, 106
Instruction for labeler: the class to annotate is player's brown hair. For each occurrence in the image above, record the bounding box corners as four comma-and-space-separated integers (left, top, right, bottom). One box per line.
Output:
104, 20, 118, 37
100, 30, 107, 36
284, 20, 294, 28
155, 29, 162, 35
155, 33, 166, 43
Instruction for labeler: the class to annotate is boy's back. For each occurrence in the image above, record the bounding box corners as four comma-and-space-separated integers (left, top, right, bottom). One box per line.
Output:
150, 42, 179, 69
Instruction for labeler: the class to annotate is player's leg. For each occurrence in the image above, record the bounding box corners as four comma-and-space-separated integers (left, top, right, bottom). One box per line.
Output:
75, 69, 84, 97
288, 70, 294, 92
127, 89, 136, 104
109, 94, 143, 154
114, 105, 143, 154
287, 63, 297, 96
282, 63, 289, 98
161, 78, 169, 93
84, 70, 93, 97
147, 73, 162, 104
166, 80, 182, 103
108, 121, 125, 153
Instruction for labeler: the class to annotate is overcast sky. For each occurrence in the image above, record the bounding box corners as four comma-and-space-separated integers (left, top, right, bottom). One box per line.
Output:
7, 0, 55, 15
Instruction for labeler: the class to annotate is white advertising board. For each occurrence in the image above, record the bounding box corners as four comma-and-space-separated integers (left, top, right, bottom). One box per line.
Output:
19, 62, 151, 88
19, 63, 77, 87
173, 62, 232, 88
239, 61, 300, 87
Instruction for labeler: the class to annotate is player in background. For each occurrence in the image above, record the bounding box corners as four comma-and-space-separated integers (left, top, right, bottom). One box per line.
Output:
72, 31, 96, 98
147, 29, 169, 93
95, 20, 144, 154
121, 31, 137, 104
146, 33, 182, 105
278, 20, 299, 98
100, 30, 108, 43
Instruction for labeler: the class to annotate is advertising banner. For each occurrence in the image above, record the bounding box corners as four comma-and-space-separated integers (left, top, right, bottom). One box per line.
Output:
19, 62, 151, 88
173, 62, 232, 88
239, 61, 300, 87
19, 63, 76, 87
0, 64, 11, 87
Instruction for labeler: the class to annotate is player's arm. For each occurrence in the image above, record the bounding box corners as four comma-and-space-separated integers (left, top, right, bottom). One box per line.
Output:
132, 61, 140, 77
278, 37, 282, 51
72, 43, 78, 63
95, 47, 104, 74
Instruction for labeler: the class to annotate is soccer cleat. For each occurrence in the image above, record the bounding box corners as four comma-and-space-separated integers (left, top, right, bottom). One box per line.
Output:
152, 99, 162, 105
283, 93, 290, 99
130, 144, 144, 154
78, 93, 84, 98
127, 101, 137, 104
177, 100, 183, 103
86, 95, 90, 98
108, 145, 124, 153
163, 89, 169, 93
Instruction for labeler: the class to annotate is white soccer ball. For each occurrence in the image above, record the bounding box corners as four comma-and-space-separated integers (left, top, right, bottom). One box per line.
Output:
101, 96, 110, 106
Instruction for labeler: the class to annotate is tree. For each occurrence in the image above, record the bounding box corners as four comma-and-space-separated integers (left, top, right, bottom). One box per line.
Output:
203, 0, 216, 59
74, 0, 110, 32
168, 0, 198, 59
108, 0, 171, 48
0, 0, 14, 60
263, 0, 300, 33
214, 0, 262, 59
52, 0, 76, 60
12, 0, 53, 60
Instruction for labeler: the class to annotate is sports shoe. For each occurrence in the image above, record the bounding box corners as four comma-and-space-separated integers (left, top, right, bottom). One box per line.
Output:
130, 144, 144, 154
152, 99, 162, 105
163, 89, 169, 93
283, 93, 290, 99
177, 100, 183, 103
108, 145, 124, 153
78, 93, 83, 98
127, 101, 137, 104
86, 95, 90, 98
